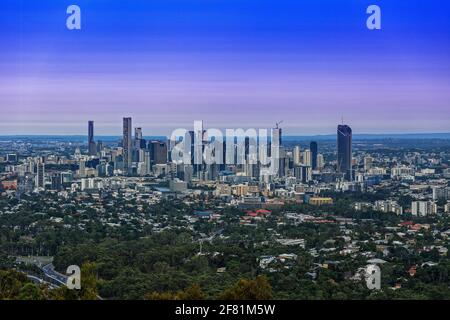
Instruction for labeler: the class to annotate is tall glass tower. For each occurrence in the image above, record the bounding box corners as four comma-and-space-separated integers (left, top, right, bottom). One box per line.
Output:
310, 141, 318, 170
123, 117, 132, 174
337, 124, 352, 181
88, 121, 96, 156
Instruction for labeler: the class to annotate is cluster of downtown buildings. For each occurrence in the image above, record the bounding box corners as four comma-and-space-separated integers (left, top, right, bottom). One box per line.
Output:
1, 118, 450, 216
84, 118, 353, 184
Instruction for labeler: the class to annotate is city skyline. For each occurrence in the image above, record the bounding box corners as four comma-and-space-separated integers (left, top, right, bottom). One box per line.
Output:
1, 1, 450, 135
2, 0, 450, 306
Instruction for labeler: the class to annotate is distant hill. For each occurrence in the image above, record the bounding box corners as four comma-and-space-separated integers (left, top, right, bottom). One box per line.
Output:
1, 133, 450, 142
0, 135, 167, 142
282, 133, 450, 141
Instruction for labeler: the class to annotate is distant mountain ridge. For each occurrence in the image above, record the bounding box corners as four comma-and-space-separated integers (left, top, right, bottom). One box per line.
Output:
283, 133, 450, 141
1, 133, 450, 142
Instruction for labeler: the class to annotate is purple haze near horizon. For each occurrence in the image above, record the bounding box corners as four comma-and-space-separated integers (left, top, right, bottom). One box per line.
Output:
0, 0, 449, 136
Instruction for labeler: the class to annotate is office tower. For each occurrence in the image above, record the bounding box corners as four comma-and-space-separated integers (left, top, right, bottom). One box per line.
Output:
106, 163, 114, 176
199, 120, 209, 143
275, 146, 285, 177
51, 173, 62, 191
412, 201, 437, 216
134, 127, 143, 162
294, 165, 312, 183
135, 127, 143, 150
114, 155, 124, 171
136, 162, 145, 176
433, 186, 450, 201
293, 146, 301, 166
182, 165, 194, 182
143, 151, 151, 175
267, 125, 282, 176
150, 141, 168, 165
187, 130, 195, 165
88, 121, 96, 156
244, 137, 250, 161
364, 156, 373, 171
337, 124, 353, 181
6, 153, 18, 163
220, 140, 227, 171
272, 126, 282, 146
310, 141, 318, 170
135, 127, 142, 140
27, 158, 35, 173
61, 171, 73, 184
303, 149, 312, 167
78, 159, 86, 177
96, 140, 103, 153
35, 162, 45, 189
317, 154, 325, 170
123, 117, 132, 174
206, 164, 218, 180
97, 161, 107, 177
138, 149, 145, 164
74, 147, 81, 159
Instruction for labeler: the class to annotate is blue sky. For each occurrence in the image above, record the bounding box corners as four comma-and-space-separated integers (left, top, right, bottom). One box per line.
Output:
0, 0, 449, 135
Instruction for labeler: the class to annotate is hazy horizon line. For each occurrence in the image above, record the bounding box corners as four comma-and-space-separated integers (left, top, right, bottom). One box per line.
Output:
1, 132, 450, 138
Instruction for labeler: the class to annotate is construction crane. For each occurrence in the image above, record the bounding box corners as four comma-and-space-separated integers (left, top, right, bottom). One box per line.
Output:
275, 120, 283, 129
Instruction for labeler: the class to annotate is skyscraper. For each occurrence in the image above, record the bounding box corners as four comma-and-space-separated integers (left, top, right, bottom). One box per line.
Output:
149, 140, 168, 165
51, 173, 62, 191
88, 121, 94, 142
123, 117, 132, 174
293, 146, 301, 166
364, 156, 373, 171
272, 126, 282, 146
310, 141, 318, 170
78, 159, 86, 177
134, 127, 143, 162
270, 124, 282, 176
317, 154, 325, 170
35, 162, 45, 189
135, 127, 142, 140
303, 149, 312, 166
294, 165, 312, 183
88, 121, 96, 156
337, 124, 352, 181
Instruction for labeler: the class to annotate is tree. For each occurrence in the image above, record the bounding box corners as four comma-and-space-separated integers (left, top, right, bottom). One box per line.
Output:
177, 284, 205, 300
17, 283, 45, 300
49, 262, 99, 300
219, 276, 272, 300
145, 283, 205, 300
80, 262, 99, 300
0, 270, 29, 299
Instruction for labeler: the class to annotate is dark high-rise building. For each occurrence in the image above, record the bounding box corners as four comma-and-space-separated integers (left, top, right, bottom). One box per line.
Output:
337, 124, 352, 181
51, 173, 62, 191
35, 162, 45, 189
135, 127, 142, 140
188, 130, 204, 174
88, 121, 96, 156
6, 154, 18, 163
134, 127, 143, 162
123, 117, 132, 174
88, 121, 94, 142
149, 140, 168, 165
310, 141, 318, 170
96, 140, 103, 153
